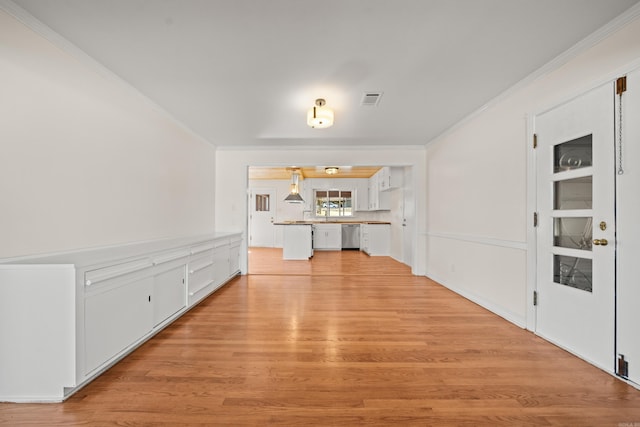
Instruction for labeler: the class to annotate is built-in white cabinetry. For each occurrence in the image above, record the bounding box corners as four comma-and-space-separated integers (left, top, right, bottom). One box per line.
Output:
302, 178, 314, 212
84, 275, 155, 374
313, 224, 342, 250
188, 244, 215, 305
360, 224, 390, 256
153, 266, 187, 327
213, 239, 230, 287
0, 233, 241, 403
368, 173, 378, 210
377, 166, 402, 191
368, 173, 390, 211
354, 178, 369, 211
229, 237, 241, 274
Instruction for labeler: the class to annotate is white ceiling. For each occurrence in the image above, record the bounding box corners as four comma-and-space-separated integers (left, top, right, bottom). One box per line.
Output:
11, 0, 640, 147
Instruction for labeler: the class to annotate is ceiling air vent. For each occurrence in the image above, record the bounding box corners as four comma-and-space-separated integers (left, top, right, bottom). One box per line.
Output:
361, 92, 383, 107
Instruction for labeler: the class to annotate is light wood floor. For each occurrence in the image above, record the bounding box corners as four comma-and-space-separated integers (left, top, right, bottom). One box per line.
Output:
2, 249, 640, 426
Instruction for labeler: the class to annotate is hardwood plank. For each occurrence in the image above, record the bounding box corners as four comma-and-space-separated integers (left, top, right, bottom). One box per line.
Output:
1, 251, 640, 426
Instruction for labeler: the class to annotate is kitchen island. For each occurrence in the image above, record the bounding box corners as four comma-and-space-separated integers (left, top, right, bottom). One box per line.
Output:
280, 223, 313, 260
275, 221, 390, 260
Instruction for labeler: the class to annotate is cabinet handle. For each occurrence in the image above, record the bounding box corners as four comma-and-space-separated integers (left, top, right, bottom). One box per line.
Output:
189, 261, 214, 275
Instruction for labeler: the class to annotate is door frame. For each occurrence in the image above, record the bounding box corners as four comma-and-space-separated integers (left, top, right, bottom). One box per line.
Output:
526, 59, 640, 333
527, 84, 617, 334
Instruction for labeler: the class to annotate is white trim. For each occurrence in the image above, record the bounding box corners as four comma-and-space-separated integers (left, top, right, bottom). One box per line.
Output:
427, 231, 527, 251
427, 3, 640, 147
427, 272, 526, 329
0, 0, 211, 148
526, 114, 537, 332
535, 330, 613, 376
216, 145, 427, 152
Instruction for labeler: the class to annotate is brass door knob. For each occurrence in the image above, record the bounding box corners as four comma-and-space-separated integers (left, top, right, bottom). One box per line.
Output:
593, 239, 609, 246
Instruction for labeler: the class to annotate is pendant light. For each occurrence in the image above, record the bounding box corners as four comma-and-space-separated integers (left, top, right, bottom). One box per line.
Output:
307, 98, 334, 129
284, 171, 304, 203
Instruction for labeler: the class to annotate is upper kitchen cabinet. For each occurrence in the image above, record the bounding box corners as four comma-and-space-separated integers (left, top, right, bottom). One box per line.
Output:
301, 178, 314, 212
353, 178, 369, 212
368, 173, 390, 211
377, 167, 402, 191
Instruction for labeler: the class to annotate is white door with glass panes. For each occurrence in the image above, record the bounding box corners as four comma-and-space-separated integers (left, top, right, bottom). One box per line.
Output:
249, 188, 276, 247
535, 83, 615, 372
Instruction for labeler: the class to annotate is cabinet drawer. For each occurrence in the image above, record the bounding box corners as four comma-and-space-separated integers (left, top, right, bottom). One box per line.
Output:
85, 258, 152, 287
188, 263, 215, 296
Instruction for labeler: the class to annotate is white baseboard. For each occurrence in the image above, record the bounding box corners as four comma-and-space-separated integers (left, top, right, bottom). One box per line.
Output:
426, 272, 527, 329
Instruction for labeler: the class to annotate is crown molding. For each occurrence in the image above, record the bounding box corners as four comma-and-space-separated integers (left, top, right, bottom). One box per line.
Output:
216, 144, 426, 152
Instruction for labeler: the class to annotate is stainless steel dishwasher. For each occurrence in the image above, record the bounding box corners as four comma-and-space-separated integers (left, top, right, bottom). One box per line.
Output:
341, 223, 360, 250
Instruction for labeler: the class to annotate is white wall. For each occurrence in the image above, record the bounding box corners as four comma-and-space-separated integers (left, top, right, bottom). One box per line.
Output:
425, 12, 640, 328
0, 10, 216, 259
217, 147, 427, 275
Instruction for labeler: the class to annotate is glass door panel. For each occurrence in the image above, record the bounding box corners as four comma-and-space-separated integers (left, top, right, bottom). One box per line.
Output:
553, 134, 592, 172
554, 176, 592, 209
552, 134, 594, 291
553, 255, 593, 292
553, 217, 592, 250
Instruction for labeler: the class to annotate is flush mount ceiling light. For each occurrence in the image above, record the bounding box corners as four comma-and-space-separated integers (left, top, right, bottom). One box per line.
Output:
307, 98, 334, 129
325, 167, 339, 175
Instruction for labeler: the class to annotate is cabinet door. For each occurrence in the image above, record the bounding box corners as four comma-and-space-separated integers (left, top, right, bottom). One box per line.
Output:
313, 227, 326, 248
84, 277, 153, 374
302, 179, 314, 212
368, 174, 379, 210
326, 225, 342, 249
368, 224, 391, 255
378, 167, 389, 190
360, 225, 370, 253
213, 244, 230, 287
229, 241, 241, 275
314, 224, 341, 249
354, 179, 369, 211
153, 266, 186, 327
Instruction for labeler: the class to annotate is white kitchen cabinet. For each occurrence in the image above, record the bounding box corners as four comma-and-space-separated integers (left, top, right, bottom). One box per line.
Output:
378, 166, 402, 191
368, 173, 379, 210
301, 179, 314, 212
0, 232, 241, 403
360, 224, 390, 256
368, 173, 390, 211
313, 224, 342, 250
354, 178, 369, 211
283, 224, 313, 259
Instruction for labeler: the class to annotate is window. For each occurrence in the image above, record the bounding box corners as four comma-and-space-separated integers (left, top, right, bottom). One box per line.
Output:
315, 190, 353, 217
255, 194, 270, 212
